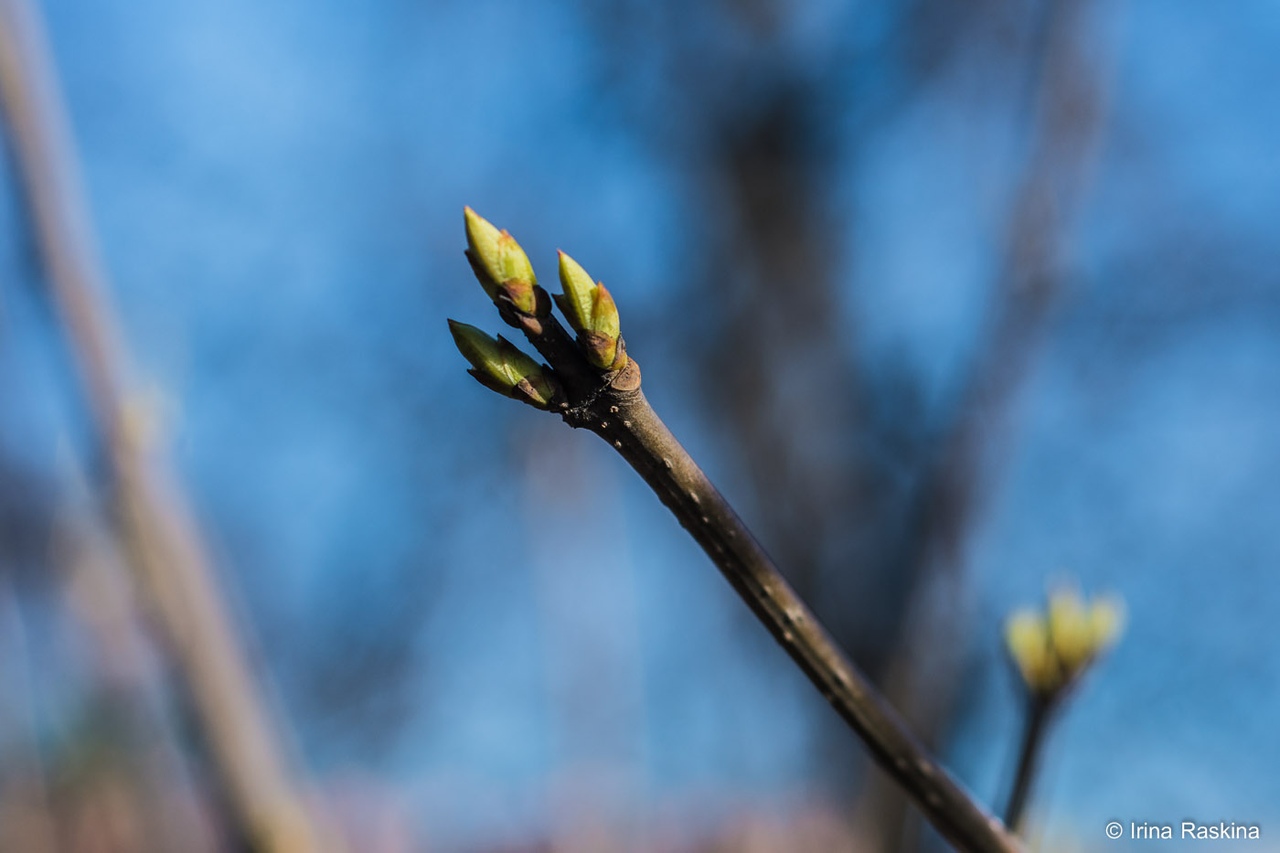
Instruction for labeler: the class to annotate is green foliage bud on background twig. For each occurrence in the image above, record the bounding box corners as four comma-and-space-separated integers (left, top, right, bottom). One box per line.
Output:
463, 207, 539, 316
1004, 585, 1124, 700
555, 250, 626, 370
447, 319, 560, 409
1004, 612, 1054, 694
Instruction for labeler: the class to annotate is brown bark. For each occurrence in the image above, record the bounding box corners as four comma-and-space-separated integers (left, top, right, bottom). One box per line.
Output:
474, 296, 1022, 853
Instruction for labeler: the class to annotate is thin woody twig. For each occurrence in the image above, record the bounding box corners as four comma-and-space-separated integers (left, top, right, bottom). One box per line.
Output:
0, 2, 325, 850
1003, 698, 1051, 833
576, 359, 1016, 853
453, 269, 1022, 852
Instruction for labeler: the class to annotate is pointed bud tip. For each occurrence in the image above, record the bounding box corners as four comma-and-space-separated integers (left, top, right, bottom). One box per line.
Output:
463, 206, 496, 241
446, 318, 480, 341
448, 320, 501, 365
555, 248, 591, 277
1004, 611, 1053, 693
447, 318, 487, 338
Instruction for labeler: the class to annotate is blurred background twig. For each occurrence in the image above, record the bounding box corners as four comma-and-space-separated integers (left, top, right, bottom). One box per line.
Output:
0, 0, 325, 848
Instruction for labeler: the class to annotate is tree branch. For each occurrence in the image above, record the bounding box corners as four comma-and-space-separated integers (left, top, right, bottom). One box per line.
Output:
462, 284, 1022, 853
586, 376, 1017, 852
1003, 698, 1051, 833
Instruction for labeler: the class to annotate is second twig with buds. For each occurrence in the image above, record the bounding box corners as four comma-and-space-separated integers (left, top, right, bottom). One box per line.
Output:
1002, 586, 1124, 832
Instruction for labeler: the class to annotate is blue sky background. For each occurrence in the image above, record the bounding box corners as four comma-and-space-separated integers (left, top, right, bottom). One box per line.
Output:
2, 0, 1279, 849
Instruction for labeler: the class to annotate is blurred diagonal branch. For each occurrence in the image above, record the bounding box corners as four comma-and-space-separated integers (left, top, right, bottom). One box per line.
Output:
0, 1, 325, 849
855, 0, 1111, 846
891, 0, 1107, 599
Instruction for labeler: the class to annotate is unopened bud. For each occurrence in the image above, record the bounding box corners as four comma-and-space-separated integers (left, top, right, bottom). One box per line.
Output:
1088, 597, 1125, 653
555, 250, 626, 370
448, 320, 559, 409
463, 207, 539, 315
1048, 587, 1094, 671
1005, 585, 1126, 700
1005, 610, 1055, 694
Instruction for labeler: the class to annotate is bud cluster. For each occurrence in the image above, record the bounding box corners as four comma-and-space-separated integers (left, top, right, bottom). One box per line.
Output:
449, 207, 629, 409
1004, 586, 1124, 700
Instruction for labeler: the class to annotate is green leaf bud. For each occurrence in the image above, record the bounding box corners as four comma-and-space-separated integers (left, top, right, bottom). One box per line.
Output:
1005, 610, 1055, 694
463, 207, 539, 315
1089, 597, 1126, 653
1048, 587, 1094, 672
447, 320, 559, 409
555, 250, 626, 370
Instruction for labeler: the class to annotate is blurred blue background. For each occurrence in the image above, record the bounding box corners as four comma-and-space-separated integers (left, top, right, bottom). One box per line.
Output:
1, 0, 1278, 850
